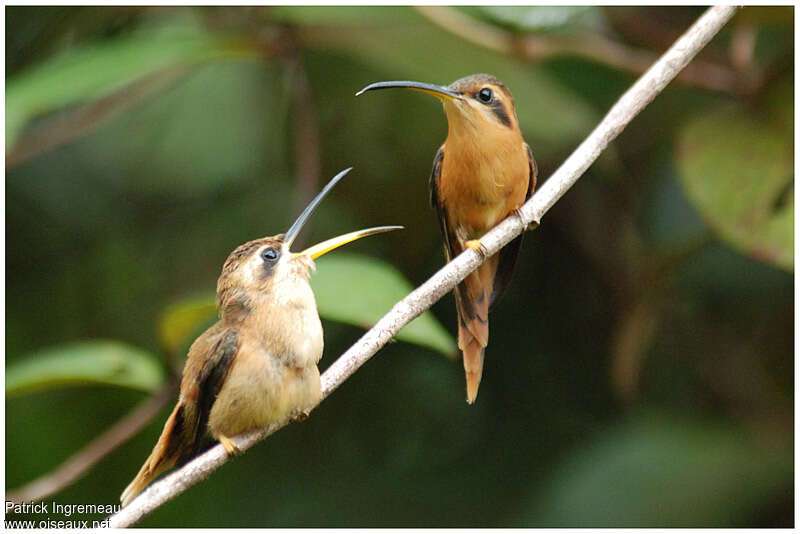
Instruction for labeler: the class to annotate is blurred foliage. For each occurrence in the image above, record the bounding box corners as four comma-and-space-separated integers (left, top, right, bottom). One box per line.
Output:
467, 6, 608, 34
6, 340, 164, 397
676, 105, 793, 271
158, 295, 218, 358
5, 5, 793, 527
312, 254, 457, 356
6, 12, 256, 148
517, 411, 791, 527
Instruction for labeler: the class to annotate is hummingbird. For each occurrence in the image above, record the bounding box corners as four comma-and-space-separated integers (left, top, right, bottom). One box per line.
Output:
357, 74, 536, 404
121, 168, 401, 506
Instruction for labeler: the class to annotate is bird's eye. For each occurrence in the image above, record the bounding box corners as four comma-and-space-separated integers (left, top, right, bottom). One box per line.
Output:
260, 247, 280, 263
477, 87, 493, 104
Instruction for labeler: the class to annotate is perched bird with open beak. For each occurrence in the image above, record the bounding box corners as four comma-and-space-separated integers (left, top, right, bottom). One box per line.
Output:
357, 74, 536, 404
121, 168, 401, 506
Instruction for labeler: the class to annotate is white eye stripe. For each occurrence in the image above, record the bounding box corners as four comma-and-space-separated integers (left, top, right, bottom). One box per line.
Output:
241, 247, 281, 283
241, 254, 261, 283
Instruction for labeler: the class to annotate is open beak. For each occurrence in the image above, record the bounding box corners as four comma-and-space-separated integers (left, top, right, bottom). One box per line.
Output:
356, 80, 462, 101
284, 167, 403, 259
300, 225, 402, 259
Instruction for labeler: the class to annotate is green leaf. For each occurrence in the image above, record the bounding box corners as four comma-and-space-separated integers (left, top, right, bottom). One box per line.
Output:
6, 20, 255, 148
77, 61, 287, 198
269, 5, 418, 26
467, 6, 607, 33
298, 8, 598, 155
6, 340, 165, 397
516, 412, 792, 526
159, 296, 217, 355
312, 253, 457, 356
676, 106, 793, 271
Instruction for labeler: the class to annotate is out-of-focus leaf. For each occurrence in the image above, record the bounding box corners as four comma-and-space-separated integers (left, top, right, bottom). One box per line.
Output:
467, 6, 607, 33
299, 9, 598, 155
676, 106, 793, 271
517, 412, 792, 526
641, 153, 708, 248
763, 75, 792, 139
269, 5, 417, 25
6, 340, 165, 396
6, 22, 255, 148
159, 296, 217, 355
312, 254, 457, 356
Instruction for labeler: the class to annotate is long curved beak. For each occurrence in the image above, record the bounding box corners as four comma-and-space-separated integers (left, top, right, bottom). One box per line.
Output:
284, 167, 402, 259
300, 225, 403, 259
285, 167, 352, 249
356, 80, 462, 101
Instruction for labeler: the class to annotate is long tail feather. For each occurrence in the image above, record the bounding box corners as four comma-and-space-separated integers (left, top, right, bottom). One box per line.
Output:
120, 403, 185, 506
460, 327, 486, 404
456, 265, 493, 403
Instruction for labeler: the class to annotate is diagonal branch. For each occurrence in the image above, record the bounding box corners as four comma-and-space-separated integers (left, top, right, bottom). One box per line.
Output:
6, 65, 193, 170
8, 385, 174, 505
108, 5, 739, 527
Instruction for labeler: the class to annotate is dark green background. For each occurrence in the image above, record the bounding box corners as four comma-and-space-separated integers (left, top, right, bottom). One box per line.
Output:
6, 6, 793, 527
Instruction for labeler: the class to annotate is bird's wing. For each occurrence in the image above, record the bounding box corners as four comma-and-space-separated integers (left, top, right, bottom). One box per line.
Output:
430, 146, 490, 397
178, 324, 240, 463
120, 323, 239, 505
429, 146, 456, 262
489, 142, 537, 308
430, 144, 486, 334
525, 142, 538, 193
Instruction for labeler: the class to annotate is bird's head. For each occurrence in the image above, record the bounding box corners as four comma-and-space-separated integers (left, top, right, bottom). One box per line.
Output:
216, 168, 401, 322
357, 73, 520, 136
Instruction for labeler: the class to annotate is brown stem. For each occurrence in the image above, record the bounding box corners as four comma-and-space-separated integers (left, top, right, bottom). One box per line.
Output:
7, 385, 173, 505
414, 6, 740, 94
6, 66, 192, 170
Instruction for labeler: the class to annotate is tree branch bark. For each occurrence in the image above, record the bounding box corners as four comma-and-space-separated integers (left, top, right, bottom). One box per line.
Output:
108, 5, 739, 527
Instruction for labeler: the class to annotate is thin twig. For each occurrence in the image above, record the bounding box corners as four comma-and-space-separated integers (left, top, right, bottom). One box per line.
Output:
6, 66, 192, 170
108, 6, 739, 527
8, 385, 173, 505
6, 26, 289, 170
414, 5, 740, 94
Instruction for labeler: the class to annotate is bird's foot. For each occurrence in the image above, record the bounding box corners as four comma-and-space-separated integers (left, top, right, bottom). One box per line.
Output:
511, 207, 526, 225
511, 207, 539, 232
465, 239, 487, 258
218, 434, 241, 456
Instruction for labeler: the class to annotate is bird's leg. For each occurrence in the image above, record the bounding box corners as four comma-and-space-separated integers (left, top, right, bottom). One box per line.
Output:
465, 240, 488, 258
511, 207, 525, 225
218, 434, 241, 456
